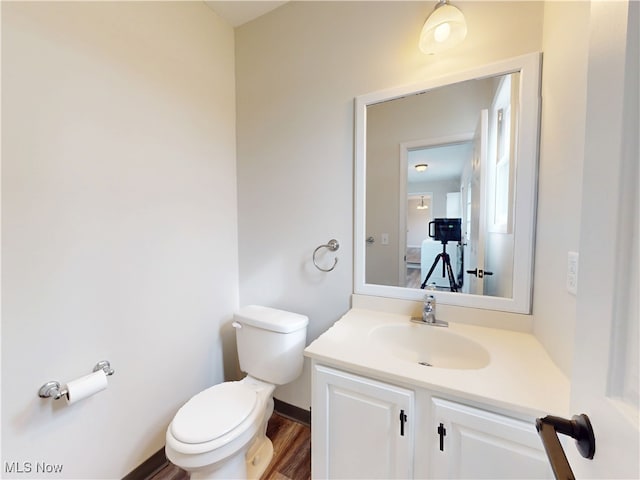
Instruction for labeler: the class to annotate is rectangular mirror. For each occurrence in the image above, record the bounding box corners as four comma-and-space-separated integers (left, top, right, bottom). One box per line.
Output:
354, 53, 541, 314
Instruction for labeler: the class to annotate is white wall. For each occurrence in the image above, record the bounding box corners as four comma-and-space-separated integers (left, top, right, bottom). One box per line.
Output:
1, 3, 237, 477
534, 0, 591, 375
235, 1, 545, 409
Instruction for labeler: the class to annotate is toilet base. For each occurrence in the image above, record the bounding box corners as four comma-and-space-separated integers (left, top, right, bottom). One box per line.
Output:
188, 436, 274, 480
246, 436, 274, 479
190, 451, 245, 480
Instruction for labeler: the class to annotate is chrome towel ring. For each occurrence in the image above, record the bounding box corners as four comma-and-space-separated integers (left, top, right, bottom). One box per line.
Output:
313, 239, 340, 272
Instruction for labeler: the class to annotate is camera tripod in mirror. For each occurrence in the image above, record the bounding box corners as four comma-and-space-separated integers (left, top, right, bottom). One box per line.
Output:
420, 218, 462, 292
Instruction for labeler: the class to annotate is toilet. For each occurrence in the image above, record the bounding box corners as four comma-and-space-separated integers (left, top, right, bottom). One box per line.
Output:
165, 305, 309, 480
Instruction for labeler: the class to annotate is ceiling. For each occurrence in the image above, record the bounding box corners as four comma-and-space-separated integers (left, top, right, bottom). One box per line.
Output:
407, 142, 473, 186
204, 1, 288, 27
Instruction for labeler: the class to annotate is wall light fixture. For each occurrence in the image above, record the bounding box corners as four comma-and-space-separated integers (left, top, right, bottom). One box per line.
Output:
419, 0, 467, 55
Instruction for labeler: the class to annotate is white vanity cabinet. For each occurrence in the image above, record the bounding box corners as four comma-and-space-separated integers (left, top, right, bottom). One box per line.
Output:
311, 364, 415, 479
311, 363, 553, 479
430, 398, 553, 479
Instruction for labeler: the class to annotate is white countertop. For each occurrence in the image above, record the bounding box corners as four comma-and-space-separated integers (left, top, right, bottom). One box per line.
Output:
304, 308, 570, 419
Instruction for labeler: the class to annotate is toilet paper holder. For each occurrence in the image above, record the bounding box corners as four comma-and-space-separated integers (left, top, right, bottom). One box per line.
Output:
38, 360, 115, 400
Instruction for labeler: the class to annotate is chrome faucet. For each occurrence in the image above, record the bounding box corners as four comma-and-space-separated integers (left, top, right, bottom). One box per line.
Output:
422, 295, 437, 323
411, 294, 448, 327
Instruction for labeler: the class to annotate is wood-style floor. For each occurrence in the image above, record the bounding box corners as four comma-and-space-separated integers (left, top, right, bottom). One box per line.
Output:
149, 413, 311, 480
262, 413, 311, 480
406, 266, 422, 289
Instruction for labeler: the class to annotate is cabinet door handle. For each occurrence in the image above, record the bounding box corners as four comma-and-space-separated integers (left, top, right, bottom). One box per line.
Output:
437, 423, 447, 451
399, 410, 408, 436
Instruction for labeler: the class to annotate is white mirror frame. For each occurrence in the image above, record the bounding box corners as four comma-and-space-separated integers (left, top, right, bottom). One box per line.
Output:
354, 52, 542, 314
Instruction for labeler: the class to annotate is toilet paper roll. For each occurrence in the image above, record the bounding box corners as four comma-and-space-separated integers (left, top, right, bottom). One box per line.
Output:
65, 370, 108, 405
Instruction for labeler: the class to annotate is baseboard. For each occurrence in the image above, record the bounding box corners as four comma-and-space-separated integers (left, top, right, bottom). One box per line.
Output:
122, 447, 168, 480
274, 398, 311, 426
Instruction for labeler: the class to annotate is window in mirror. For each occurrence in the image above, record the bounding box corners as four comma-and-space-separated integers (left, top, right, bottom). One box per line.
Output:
488, 73, 518, 233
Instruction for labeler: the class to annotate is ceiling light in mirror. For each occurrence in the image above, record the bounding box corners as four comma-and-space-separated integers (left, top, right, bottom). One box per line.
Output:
417, 196, 429, 210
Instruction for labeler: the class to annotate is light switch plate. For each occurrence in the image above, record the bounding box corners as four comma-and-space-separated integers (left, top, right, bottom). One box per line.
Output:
567, 251, 579, 295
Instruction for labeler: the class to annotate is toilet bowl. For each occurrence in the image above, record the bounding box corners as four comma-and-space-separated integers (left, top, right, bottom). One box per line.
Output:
165, 306, 308, 480
166, 377, 275, 479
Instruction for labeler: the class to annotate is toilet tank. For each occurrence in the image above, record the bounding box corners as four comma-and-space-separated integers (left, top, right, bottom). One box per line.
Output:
233, 305, 309, 385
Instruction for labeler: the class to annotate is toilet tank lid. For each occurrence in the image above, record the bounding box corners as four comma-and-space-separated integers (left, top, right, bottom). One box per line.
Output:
235, 305, 308, 333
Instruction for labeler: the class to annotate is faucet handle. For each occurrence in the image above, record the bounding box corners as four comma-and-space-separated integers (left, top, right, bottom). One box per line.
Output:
412, 293, 447, 327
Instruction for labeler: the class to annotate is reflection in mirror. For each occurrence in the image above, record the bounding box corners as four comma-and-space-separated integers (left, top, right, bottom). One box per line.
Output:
367, 72, 518, 297
354, 53, 541, 313
406, 143, 470, 291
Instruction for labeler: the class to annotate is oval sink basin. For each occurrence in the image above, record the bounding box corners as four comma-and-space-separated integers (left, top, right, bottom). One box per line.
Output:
368, 324, 490, 370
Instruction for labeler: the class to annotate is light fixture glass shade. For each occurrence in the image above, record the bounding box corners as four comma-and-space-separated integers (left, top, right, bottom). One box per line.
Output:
417, 196, 429, 210
414, 163, 428, 172
419, 1, 467, 55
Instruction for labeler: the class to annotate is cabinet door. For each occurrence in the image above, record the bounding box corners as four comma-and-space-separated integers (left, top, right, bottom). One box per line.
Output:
312, 364, 414, 479
431, 398, 553, 479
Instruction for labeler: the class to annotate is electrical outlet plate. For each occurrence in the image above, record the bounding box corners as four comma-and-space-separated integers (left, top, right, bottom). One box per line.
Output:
567, 251, 579, 295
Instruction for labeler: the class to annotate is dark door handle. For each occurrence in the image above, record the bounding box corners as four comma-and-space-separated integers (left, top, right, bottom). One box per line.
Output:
466, 268, 494, 278
535, 414, 596, 480
437, 423, 447, 451
399, 410, 407, 436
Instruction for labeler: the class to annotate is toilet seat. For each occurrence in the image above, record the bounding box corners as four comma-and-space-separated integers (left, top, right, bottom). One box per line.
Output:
171, 382, 258, 445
